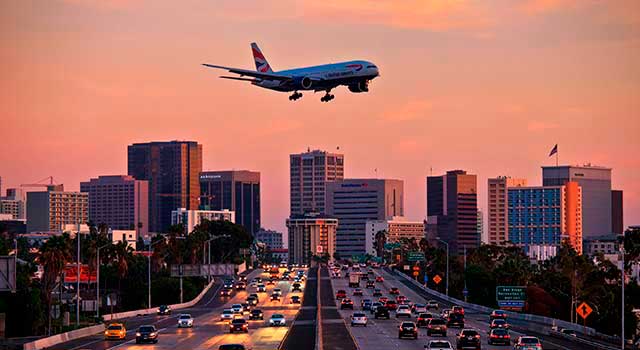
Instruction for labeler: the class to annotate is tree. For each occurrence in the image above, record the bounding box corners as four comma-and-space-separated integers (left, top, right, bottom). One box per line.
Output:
38, 233, 72, 335
374, 230, 387, 258
111, 240, 133, 306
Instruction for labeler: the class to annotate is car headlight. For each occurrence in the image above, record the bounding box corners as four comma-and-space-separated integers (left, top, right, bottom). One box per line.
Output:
150, 332, 157, 337
104, 331, 109, 335
136, 332, 141, 337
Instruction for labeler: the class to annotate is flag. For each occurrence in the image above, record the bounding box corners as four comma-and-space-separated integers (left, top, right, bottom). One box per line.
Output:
548, 144, 558, 157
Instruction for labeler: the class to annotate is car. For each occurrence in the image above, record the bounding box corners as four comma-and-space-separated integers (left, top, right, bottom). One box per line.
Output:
157, 305, 171, 315
448, 313, 465, 328
341, 298, 354, 309
241, 302, 252, 312
441, 309, 451, 319
246, 296, 258, 306
218, 344, 246, 350
223, 280, 234, 289
426, 318, 448, 337
396, 304, 412, 318
104, 323, 126, 340
490, 319, 510, 329
513, 336, 543, 350
375, 306, 390, 319
266, 278, 275, 285
362, 300, 373, 311
177, 314, 194, 328
413, 303, 427, 314
390, 287, 400, 295
385, 300, 398, 311
269, 313, 286, 326
425, 340, 453, 350
373, 289, 383, 297
560, 328, 577, 337
249, 309, 264, 320
249, 293, 259, 300
398, 321, 418, 339
379, 296, 389, 304
396, 295, 406, 303
135, 325, 158, 344
366, 280, 375, 289
239, 275, 247, 282
231, 304, 244, 314
371, 302, 383, 314
490, 309, 507, 321
351, 312, 368, 327
375, 276, 384, 282
291, 296, 301, 304
292, 282, 302, 292
488, 328, 510, 345
455, 329, 481, 350
427, 300, 439, 310
221, 309, 234, 321
417, 312, 434, 327
220, 288, 232, 297
353, 288, 363, 296
270, 293, 280, 301
229, 318, 248, 333
451, 306, 465, 315
273, 288, 282, 296
235, 282, 246, 290
336, 290, 347, 299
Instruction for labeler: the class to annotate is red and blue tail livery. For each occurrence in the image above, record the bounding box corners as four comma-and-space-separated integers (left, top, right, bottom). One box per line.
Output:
203, 42, 379, 102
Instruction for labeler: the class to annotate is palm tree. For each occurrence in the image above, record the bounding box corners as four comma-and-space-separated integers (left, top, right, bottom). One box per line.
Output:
375, 230, 387, 258
111, 240, 133, 306
38, 233, 72, 335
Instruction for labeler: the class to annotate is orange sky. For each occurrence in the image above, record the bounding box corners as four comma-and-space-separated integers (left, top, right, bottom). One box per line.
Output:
2, 0, 639, 234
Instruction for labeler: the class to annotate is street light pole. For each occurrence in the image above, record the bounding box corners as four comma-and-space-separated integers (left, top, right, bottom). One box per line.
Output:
436, 238, 449, 297
621, 245, 625, 350
76, 223, 81, 328
148, 238, 166, 309
96, 243, 110, 319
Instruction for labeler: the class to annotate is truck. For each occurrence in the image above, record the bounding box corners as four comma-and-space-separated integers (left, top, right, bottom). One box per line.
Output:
349, 273, 360, 288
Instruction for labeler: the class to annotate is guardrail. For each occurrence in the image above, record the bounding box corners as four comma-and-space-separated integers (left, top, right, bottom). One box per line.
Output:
23, 279, 215, 350
549, 329, 619, 350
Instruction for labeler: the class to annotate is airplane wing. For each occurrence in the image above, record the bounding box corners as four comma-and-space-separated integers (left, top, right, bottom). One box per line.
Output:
202, 64, 292, 81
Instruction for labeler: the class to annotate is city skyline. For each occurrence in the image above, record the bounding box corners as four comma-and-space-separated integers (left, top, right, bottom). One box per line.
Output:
2, 1, 639, 234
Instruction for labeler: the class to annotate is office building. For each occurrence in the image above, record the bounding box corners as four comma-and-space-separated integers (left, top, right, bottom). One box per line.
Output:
199, 170, 260, 235
80, 175, 149, 237
584, 234, 620, 256
255, 229, 284, 250
487, 177, 527, 245
327, 179, 403, 257
611, 190, 623, 234
290, 149, 344, 216
128, 141, 202, 233
477, 210, 484, 244
27, 185, 88, 233
170, 208, 235, 235
0, 188, 26, 220
109, 229, 138, 249
542, 165, 611, 238
427, 170, 478, 255
365, 217, 424, 255
286, 213, 338, 265
508, 182, 583, 257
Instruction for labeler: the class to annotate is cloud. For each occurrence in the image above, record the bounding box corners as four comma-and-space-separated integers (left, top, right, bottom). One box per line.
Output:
527, 120, 560, 131
380, 99, 432, 122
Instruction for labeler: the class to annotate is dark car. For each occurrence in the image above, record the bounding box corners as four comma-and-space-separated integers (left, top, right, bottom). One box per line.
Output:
341, 298, 354, 309
389, 287, 400, 295
448, 313, 465, 328
417, 312, 434, 327
239, 275, 247, 282
292, 283, 302, 292
490, 319, 510, 330
218, 344, 246, 350
135, 325, 158, 344
373, 289, 382, 297
488, 328, 510, 346
235, 282, 246, 290
398, 321, 418, 339
427, 318, 448, 336
489, 310, 507, 321
375, 306, 390, 319
456, 329, 481, 350
291, 296, 301, 304
362, 300, 373, 311
229, 318, 248, 333
270, 293, 280, 301
366, 280, 375, 289
249, 309, 263, 320
157, 305, 171, 315
220, 288, 232, 297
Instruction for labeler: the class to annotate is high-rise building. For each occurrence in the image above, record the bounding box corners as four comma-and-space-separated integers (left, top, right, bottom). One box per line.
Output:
27, 185, 88, 232
542, 165, 611, 238
0, 188, 26, 220
327, 179, 403, 257
365, 217, 424, 255
286, 213, 338, 265
487, 177, 527, 245
127, 141, 202, 233
170, 208, 235, 235
199, 170, 260, 235
255, 229, 284, 250
290, 149, 344, 216
80, 175, 149, 236
611, 190, 623, 234
427, 170, 478, 255
508, 182, 583, 258
477, 210, 484, 243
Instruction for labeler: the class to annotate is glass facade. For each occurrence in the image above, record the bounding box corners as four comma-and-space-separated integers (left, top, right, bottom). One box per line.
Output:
508, 187, 563, 253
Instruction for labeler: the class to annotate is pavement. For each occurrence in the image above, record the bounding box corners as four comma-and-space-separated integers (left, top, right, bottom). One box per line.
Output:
50, 268, 307, 350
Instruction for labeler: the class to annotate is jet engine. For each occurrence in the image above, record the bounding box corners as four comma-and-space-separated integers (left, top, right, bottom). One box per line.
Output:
293, 76, 314, 90
348, 80, 369, 93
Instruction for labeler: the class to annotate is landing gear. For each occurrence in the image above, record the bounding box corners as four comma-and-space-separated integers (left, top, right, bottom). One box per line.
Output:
320, 92, 334, 102
289, 91, 303, 101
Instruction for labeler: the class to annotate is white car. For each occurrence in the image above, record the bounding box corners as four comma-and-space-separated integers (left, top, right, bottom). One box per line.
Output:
424, 340, 453, 350
413, 303, 427, 314
177, 314, 193, 328
257, 284, 266, 292
220, 309, 233, 321
269, 313, 286, 326
396, 305, 412, 318
427, 300, 439, 310
350, 312, 368, 327
231, 304, 243, 314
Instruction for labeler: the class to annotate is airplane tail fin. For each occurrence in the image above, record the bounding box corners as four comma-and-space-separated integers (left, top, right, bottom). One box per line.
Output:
251, 42, 273, 73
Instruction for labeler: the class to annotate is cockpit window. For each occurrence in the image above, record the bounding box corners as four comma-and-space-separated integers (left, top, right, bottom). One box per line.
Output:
367, 65, 377, 68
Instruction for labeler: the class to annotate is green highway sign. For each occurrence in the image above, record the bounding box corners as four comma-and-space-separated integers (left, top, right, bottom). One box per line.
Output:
496, 286, 526, 308
406, 251, 425, 262
384, 242, 401, 250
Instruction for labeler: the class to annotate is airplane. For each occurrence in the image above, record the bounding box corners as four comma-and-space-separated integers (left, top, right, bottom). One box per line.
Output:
202, 43, 380, 102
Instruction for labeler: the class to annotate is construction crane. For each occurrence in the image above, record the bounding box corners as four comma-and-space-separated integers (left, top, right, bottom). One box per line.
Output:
21, 176, 60, 190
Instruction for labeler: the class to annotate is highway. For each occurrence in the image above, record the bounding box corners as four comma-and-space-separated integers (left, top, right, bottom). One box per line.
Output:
53, 268, 306, 350
328, 265, 589, 350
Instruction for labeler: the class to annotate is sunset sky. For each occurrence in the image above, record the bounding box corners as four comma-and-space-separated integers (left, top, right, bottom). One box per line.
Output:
2, 0, 639, 234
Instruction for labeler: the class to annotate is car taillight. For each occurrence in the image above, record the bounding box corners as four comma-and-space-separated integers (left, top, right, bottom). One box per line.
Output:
475, 335, 481, 339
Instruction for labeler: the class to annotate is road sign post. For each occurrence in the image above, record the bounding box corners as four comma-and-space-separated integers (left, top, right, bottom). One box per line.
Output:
576, 302, 593, 334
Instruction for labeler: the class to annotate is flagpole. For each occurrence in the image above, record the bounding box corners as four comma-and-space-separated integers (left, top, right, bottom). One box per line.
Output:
556, 150, 558, 166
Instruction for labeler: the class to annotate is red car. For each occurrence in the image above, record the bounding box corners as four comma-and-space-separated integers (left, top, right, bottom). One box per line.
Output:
490, 310, 507, 320
389, 287, 400, 295
375, 276, 384, 283
452, 306, 465, 315
385, 300, 398, 311
341, 298, 354, 310
379, 296, 389, 304
336, 290, 347, 299
396, 295, 406, 303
